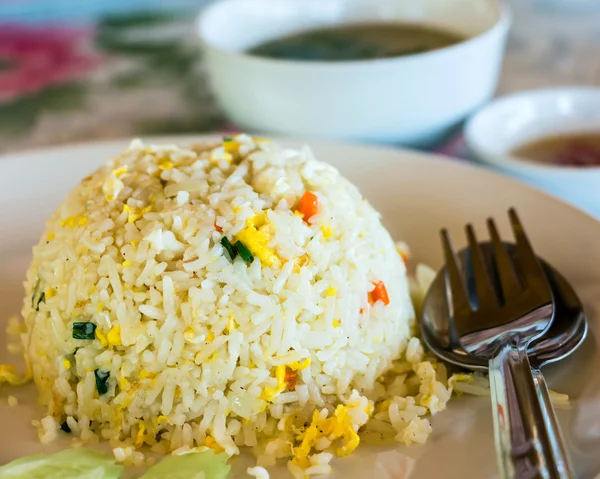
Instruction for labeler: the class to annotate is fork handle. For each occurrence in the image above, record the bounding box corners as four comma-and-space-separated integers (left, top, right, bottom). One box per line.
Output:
532, 368, 575, 478
488, 344, 573, 479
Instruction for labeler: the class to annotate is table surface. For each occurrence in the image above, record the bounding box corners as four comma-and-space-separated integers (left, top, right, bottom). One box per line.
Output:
1, 0, 600, 156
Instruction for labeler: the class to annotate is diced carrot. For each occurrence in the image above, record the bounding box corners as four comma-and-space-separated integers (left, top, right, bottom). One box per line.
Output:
368, 281, 390, 306
284, 367, 297, 391
296, 191, 319, 223
214, 222, 223, 233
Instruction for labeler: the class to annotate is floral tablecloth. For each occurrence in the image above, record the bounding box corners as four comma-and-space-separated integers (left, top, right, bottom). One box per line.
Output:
1, 0, 600, 156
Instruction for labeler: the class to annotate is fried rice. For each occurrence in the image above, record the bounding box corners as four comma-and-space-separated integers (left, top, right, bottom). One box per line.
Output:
20, 135, 459, 477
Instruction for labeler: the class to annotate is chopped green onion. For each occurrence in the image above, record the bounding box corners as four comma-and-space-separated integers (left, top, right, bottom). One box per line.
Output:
223, 136, 233, 142
94, 369, 110, 395
73, 322, 96, 340
61, 421, 71, 433
35, 293, 45, 311
32, 279, 45, 311
220, 237, 238, 262
234, 241, 254, 264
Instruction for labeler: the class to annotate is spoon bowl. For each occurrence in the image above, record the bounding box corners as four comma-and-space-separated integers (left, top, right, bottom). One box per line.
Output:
421, 241, 588, 371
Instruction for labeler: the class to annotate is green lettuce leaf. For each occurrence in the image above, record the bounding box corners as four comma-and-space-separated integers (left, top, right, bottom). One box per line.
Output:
0, 448, 123, 479
139, 450, 230, 479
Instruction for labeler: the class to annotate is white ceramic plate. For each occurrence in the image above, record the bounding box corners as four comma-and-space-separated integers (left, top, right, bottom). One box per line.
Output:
1, 137, 600, 479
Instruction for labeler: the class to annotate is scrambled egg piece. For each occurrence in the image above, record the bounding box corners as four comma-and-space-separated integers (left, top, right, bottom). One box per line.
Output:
0, 364, 31, 387
113, 166, 128, 178
107, 325, 122, 346
123, 204, 154, 224
447, 372, 475, 396
119, 372, 130, 391
293, 405, 364, 469
325, 287, 337, 297
135, 420, 146, 447
375, 399, 392, 414
287, 358, 311, 371
204, 435, 225, 453
235, 213, 280, 267
60, 214, 88, 228
139, 370, 155, 380
220, 134, 267, 154
158, 158, 173, 170
96, 326, 122, 348
210, 147, 234, 163
156, 415, 170, 425
102, 167, 126, 202
293, 253, 310, 273
261, 365, 286, 402
113, 406, 124, 427
321, 224, 333, 239
420, 394, 439, 412
262, 359, 311, 401
95, 329, 108, 347
222, 139, 240, 155
448, 373, 474, 390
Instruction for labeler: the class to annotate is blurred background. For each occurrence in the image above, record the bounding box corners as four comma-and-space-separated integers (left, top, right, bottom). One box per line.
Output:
1, 0, 600, 156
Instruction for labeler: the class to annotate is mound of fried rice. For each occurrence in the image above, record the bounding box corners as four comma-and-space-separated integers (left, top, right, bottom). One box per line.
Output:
20, 135, 459, 477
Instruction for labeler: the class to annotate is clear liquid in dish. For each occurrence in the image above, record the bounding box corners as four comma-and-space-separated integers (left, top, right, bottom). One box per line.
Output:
511, 133, 600, 168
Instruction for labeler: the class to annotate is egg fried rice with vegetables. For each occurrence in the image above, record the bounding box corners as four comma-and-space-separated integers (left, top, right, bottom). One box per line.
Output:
19, 136, 465, 477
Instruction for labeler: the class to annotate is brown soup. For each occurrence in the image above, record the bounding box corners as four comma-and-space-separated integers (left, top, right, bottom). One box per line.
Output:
247, 23, 465, 61
511, 133, 600, 168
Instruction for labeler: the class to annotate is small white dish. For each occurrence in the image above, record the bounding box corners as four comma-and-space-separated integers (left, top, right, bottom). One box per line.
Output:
197, 0, 511, 147
465, 87, 600, 218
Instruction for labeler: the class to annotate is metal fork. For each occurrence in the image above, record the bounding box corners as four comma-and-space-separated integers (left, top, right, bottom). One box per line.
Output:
442, 209, 574, 479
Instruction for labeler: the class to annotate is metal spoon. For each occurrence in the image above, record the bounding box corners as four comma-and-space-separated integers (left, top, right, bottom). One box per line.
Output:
421, 242, 587, 371
421, 241, 587, 477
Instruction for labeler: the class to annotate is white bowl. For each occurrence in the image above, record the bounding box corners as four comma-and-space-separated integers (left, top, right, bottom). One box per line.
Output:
465, 87, 600, 218
197, 0, 511, 147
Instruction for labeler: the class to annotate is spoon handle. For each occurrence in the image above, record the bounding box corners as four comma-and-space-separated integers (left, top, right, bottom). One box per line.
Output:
488, 343, 569, 479
532, 368, 575, 478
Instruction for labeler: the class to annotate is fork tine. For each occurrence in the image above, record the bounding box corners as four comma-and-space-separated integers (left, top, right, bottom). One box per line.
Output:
508, 208, 546, 288
487, 217, 522, 303
440, 229, 470, 316
465, 224, 498, 309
